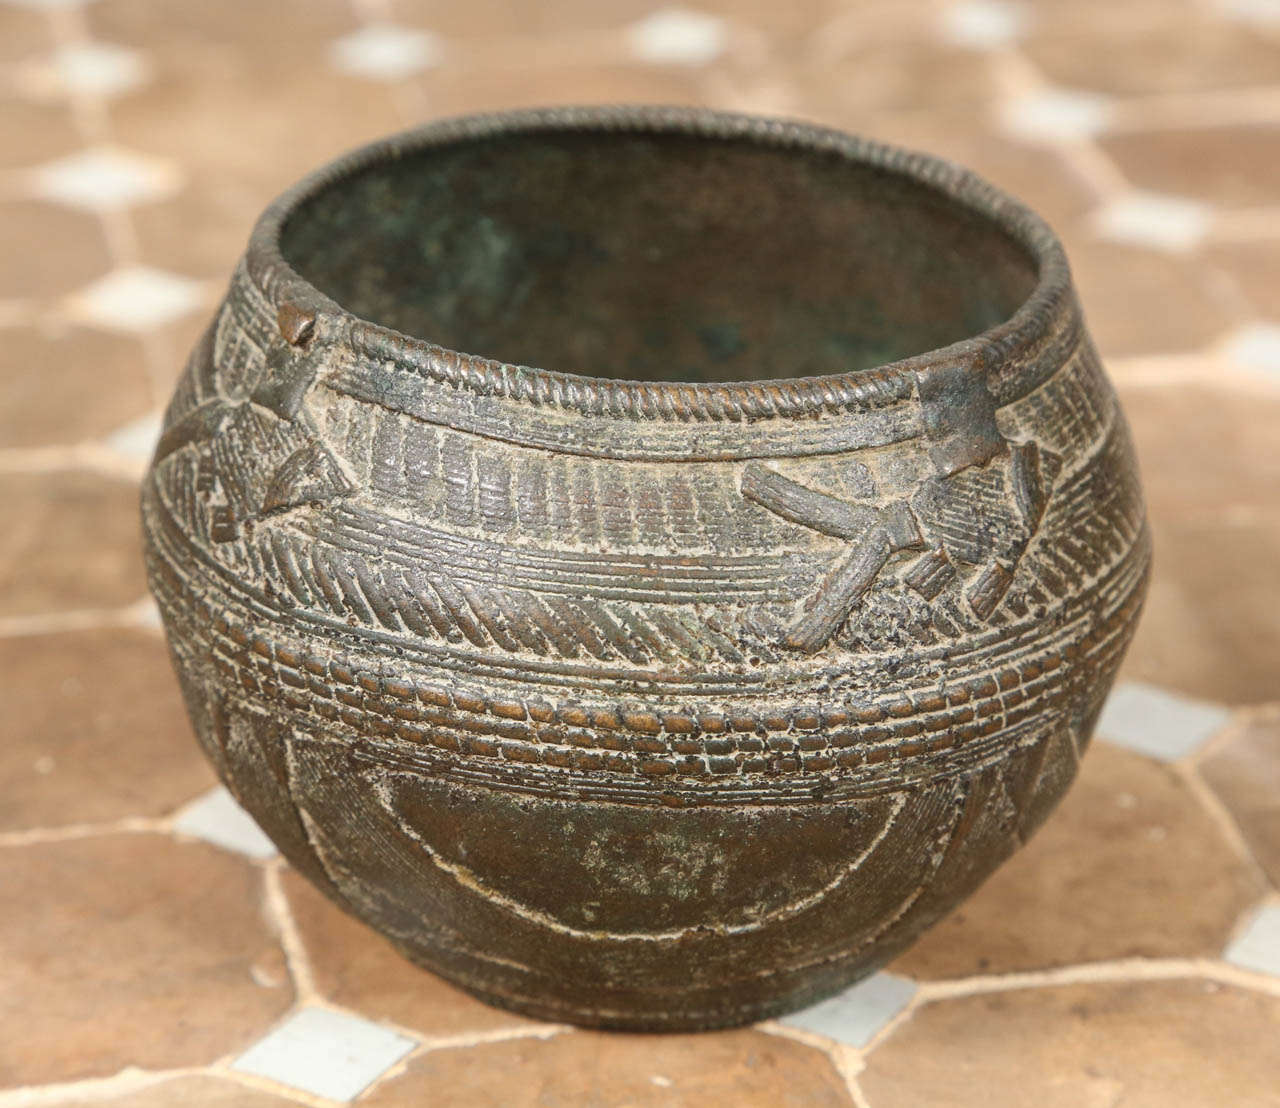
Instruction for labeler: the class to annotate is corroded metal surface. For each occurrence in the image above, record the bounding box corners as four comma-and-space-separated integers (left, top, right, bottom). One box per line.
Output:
142, 107, 1150, 1031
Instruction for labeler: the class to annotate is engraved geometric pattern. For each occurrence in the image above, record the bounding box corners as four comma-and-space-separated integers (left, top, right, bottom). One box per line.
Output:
6, 0, 1280, 1098
139, 113, 1154, 1032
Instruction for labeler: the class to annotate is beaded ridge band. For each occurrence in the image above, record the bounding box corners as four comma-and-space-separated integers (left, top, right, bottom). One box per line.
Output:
145, 107, 1149, 1031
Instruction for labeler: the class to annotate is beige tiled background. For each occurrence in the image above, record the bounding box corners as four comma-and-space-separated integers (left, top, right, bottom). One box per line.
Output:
2, 0, 1280, 1105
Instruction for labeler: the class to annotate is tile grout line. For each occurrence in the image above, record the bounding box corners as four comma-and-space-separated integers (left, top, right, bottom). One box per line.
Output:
262, 858, 322, 1005
1223, 888, 1280, 949
1107, 348, 1280, 392
0, 596, 160, 640
342, 0, 429, 125
42, 1, 140, 268
1205, 944, 1280, 997
0, 1068, 206, 1108
38, 0, 184, 410
396, 1022, 568, 1054
0, 817, 169, 849
990, 45, 1133, 200
1209, 206, 1280, 240
0, 441, 147, 479
1105, 82, 1280, 132
834, 1044, 871, 1106
1191, 703, 1280, 764
1171, 757, 1274, 890
847, 1071, 875, 1108
2, 5, 1276, 1101
759, 1018, 869, 1090
42, 3, 109, 147
918, 954, 1280, 1001
209, 1061, 341, 1108
351, 1023, 570, 1104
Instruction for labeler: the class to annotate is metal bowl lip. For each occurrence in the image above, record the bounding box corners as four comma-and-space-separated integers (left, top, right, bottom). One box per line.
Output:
245, 104, 1078, 423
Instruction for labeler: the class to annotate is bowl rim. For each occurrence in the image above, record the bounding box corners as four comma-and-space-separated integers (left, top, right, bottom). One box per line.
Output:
245, 105, 1079, 424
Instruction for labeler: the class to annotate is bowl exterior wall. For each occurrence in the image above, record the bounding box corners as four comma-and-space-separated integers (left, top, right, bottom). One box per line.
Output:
143, 257, 1149, 1030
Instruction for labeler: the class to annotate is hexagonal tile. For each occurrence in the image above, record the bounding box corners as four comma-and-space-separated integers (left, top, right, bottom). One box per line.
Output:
1201, 715, 1280, 887
106, 63, 403, 193
1118, 384, 1280, 704
1119, 384, 1280, 526
361, 1029, 857, 1107
85, 0, 355, 57
280, 868, 539, 1038
0, 1, 53, 63
0, 470, 147, 617
793, 42, 1000, 119
1208, 242, 1280, 321
387, 0, 657, 39
846, 114, 1096, 233
892, 744, 1265, 979
41, 1075, 301, 1107
409, 57, 711, 122
0, 628, 214, 832
0, 99, 81, 168
0, 200, 112, 300
1023, 16, 1280, 96
129, 176, 260, 279
0, 835, 292, 1086
1100, 124, 1280, 209
1124, 516, 1280, 706
0, 325, 152, 448
1070, 240, 1237, 358
860, 981, 1280, 1107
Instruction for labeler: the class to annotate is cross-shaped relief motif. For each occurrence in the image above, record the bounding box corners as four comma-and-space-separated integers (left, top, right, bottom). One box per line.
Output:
743, 365, 1060, 653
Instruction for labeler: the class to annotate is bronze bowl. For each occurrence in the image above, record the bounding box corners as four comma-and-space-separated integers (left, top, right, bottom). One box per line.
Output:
142, 106, 1150, 1031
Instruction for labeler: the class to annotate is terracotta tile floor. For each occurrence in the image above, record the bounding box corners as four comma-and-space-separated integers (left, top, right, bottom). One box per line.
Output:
2, 0, 1278, 1103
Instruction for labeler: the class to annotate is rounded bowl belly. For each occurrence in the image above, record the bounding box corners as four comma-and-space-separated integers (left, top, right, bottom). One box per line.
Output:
142, 107, 1150, 1030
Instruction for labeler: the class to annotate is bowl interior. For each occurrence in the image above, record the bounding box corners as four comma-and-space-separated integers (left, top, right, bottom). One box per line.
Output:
280, 127, 1040, 384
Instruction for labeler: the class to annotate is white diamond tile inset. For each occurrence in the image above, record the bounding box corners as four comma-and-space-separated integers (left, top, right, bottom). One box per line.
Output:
1092, 192, 1211, 253
2, 0, 100, 9
1096, 682, 1231, 763
68, 267, 205, 332
1220, 323, 1280, 377
233, 1007, 416, 1102
1225, 903, 1280, 977
626, 8, 728, 65
940, 0, 1028, 48
331, 24, 443, 81
1217, 0, 1280, 27
780, 972, 916, 1047
105, 409, 163, 462
1000, 90, 1112, 142
18, 43, 149, 100
30, 148, 177, 211
130, 595, 164, 630
173, 786, 277, 860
